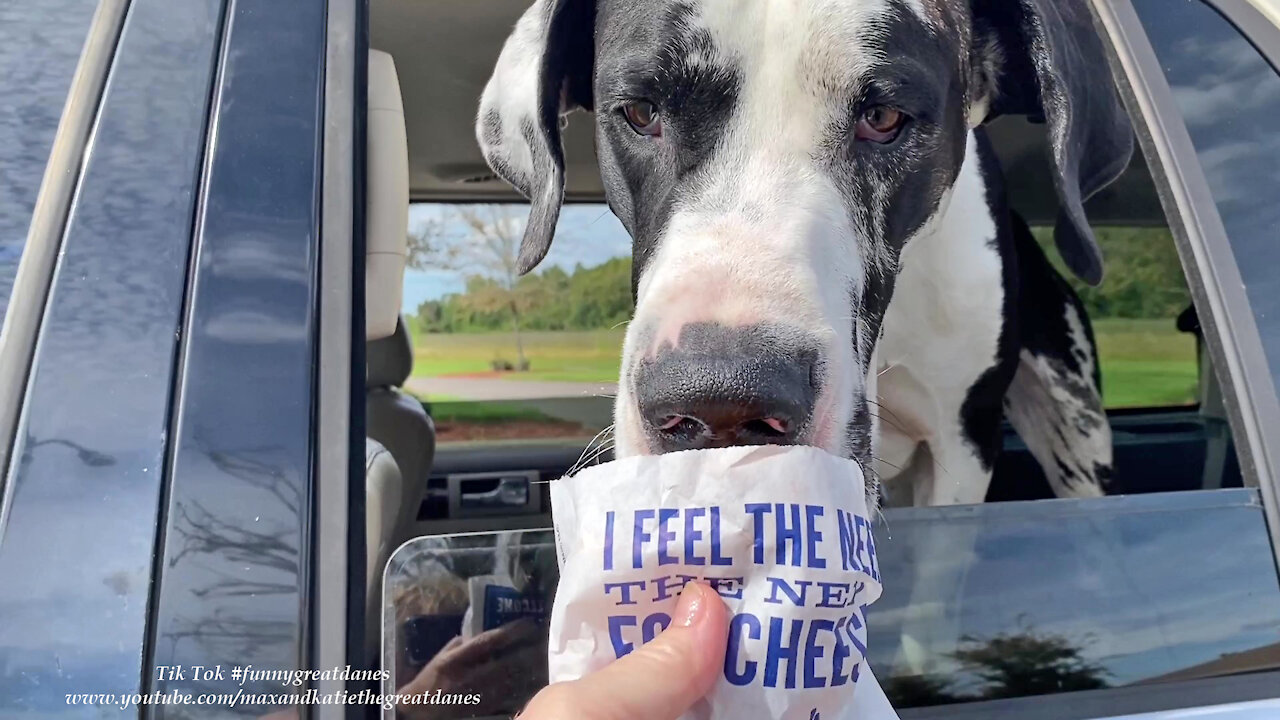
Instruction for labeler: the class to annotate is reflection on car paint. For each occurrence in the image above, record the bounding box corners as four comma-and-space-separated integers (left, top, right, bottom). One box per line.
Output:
142, 0, 328, 711
0, 0, 224, 714
0, 0, 98, 320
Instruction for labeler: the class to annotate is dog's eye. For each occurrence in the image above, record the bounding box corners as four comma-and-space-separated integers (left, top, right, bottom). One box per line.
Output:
855, 105, 907, 143
621, 100, 662, 137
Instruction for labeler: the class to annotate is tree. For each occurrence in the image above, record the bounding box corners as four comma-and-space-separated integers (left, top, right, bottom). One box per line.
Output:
882, 673, 968, 708
409, 206, 549, 370
951, 622, 1109, 699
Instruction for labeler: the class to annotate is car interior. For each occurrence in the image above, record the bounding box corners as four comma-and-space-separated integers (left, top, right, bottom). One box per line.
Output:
358, 0, 1279, 716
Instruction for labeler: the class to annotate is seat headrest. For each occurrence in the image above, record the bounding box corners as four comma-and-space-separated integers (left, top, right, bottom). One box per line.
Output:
368, 316, 413, 388
366, 49, 408, 341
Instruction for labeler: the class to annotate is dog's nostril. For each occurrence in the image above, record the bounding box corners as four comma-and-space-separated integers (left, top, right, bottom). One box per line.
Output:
742, 417, 790, 438
657, 415, 684, 431
655, 415, 710, 442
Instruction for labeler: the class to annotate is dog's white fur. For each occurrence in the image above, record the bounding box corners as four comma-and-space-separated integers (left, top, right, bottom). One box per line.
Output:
873, 131, 1006, 506
615, 0, 902, 462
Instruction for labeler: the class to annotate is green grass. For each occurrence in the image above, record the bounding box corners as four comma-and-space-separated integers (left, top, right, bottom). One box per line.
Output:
409, 328, 625, 381
423, 400, 559, 424
1093, 318, 1198, 408
406, 318, 1198, 409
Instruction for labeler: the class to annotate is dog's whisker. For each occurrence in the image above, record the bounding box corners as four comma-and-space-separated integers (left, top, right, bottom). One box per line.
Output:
572, 439, 616, 474
870, 454, 903, 472
867, 398, 908, 429
572, 442, 616, 473
569, 425, 616, 475
867, 411, 909, 438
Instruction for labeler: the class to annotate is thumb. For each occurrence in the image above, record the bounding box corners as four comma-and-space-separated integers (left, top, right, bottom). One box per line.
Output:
522, 580, 729, 720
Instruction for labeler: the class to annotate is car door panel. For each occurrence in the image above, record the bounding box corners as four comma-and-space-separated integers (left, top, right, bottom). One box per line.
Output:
0, 0, 224, 712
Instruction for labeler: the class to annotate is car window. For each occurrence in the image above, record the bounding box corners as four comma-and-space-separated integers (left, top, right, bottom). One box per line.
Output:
404, 203, 627, 445
1030, 224, 1197, 409
384, 489, 1280, 716
0, 0, 100, 325
385, 0, 1280, 715
405, 210, 1197, 446
1131, 0, 1280, 401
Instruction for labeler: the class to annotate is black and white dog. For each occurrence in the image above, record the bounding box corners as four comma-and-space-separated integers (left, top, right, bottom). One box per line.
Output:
475, 0, 1132, 511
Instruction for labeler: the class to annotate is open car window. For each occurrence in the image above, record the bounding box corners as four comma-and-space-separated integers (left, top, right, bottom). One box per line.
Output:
404, 203, 626, 446
383, 488, 1280, 716
374, 0, 1280, 717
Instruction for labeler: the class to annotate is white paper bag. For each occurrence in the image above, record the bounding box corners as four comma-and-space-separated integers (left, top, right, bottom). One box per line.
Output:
549, 445, 900, 720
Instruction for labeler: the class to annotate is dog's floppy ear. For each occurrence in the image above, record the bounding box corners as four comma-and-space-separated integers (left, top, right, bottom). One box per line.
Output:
972, 0, 1133, 286
476, 0, 595, 275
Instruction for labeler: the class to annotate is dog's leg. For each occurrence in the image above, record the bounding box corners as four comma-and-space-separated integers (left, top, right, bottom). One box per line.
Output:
890, 426, 995, 675
877, 368, 1002, 676
873, 129, 1016, 676
1004, 212, 1112, 498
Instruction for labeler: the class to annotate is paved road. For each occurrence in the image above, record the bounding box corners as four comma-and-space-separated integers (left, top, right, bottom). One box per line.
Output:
405, 376, 617, 402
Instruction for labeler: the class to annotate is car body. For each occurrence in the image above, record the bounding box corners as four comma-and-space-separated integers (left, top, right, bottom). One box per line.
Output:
0, 0, 1278, 718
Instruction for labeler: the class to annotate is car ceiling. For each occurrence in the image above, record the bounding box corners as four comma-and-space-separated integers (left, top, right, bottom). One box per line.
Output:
372, 0, 1165, 226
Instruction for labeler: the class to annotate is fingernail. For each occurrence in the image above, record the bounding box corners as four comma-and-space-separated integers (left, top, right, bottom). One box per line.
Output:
676, 581, 709, 628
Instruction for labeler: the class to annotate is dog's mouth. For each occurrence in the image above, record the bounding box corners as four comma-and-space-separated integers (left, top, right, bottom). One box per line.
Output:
650, 411, 802, 452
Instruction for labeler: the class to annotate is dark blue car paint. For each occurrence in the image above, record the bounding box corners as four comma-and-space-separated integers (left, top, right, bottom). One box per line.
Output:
0, 0, 224, 713
143, 0, 328, 712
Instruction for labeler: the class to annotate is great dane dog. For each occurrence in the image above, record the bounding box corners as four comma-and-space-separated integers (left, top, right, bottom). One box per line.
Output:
476, 0, 1131, 667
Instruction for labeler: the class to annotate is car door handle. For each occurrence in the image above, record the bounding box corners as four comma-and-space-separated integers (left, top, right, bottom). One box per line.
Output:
446, 471, 542, 517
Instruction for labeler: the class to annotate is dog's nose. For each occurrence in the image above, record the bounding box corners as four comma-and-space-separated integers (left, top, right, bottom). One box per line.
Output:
633, 323, 821, 453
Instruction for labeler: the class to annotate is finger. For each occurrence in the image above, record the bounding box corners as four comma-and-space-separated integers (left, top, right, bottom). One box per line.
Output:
459, 641, 545, 689
462, 644, 547, 713
437, 618, 541, 668
438, 635, 464, 655
522, 581, 729, 720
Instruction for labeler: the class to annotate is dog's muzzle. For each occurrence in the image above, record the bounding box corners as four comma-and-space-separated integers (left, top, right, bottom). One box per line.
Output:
631, 322, 823, 453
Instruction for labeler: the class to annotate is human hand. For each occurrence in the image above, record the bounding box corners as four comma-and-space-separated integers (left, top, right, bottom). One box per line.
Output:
518, 580, 729, 720
398, 619, 546, 719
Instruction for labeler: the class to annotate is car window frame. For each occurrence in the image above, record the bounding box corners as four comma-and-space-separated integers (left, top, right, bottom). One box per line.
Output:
141, 0, 330, 709
1092, 0, 1280, 575
893, 0, 1280, 716
313, 0, 367, 710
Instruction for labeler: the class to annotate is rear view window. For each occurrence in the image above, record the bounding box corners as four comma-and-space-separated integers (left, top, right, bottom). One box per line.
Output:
1132, 0, 1280, 397
0, 0, 99, 324
404, 203, 627, 444
1031, 225, 1197, 409
407, 208, 1198, 449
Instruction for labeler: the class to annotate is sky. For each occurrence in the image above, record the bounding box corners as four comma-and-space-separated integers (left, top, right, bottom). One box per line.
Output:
402, 203, 632, 313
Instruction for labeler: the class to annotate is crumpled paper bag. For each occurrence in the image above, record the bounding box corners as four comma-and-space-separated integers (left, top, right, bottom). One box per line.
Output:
548, 445, 899, 720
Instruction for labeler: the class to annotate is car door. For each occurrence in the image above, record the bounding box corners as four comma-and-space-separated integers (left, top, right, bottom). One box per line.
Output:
1074, 0, 1280, 714
0, 1, 363, 717
0, 0, 223, 712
